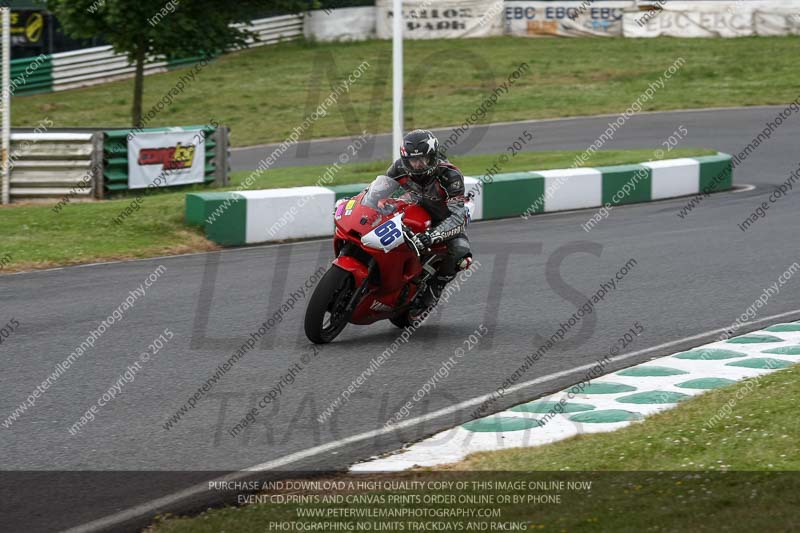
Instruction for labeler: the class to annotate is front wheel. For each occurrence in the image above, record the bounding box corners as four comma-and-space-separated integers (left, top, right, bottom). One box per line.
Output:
304, 266, 356, 344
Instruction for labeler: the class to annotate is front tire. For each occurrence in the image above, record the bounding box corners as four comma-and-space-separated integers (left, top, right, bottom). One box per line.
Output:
304, 266, 356, 344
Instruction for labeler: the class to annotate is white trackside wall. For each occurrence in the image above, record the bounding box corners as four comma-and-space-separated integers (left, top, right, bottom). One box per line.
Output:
539, 168, 603, 211
463, 176, 484, 221
243, 187, 335, 243
644, 158, 700, 200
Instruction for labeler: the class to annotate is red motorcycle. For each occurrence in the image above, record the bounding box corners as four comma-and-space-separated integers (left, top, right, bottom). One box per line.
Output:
304, 175, 456, 344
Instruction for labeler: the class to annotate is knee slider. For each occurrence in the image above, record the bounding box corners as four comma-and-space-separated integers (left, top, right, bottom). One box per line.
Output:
457, 256, 473, 271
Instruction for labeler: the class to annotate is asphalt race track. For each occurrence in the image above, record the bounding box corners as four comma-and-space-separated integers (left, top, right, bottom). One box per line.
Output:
230, 105, 792, 171
3, 107, 800, 532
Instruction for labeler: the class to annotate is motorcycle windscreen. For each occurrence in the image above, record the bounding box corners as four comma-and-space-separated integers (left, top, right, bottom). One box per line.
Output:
362, 175, 400, 209
361, 213, 406, 253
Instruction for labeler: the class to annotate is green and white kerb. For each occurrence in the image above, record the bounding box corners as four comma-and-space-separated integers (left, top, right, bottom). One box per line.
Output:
185, 153, 734, 246
351, 321, 799, 472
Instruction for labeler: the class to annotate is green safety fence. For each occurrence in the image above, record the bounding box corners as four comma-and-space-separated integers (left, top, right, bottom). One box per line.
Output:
0, 52, 207, 98
166, 54, 217, 70
5, 54, 54, 95
103, 125, 219, 194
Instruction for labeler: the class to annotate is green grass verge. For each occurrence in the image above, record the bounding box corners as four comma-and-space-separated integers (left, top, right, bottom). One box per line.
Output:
13, 36, 800, 147
454, 365, 800, 471
2, 192, 218, 272
0, 148, 713, 271
146, 366, 800, 532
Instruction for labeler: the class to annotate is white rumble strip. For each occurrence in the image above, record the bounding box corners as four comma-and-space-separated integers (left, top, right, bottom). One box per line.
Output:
352, 322, 800, 472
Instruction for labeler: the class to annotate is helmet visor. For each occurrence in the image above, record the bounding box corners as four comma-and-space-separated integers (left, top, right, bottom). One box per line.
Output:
407, 156, 429, 171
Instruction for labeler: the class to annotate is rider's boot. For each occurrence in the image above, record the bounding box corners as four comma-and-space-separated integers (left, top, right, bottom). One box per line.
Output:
409, 275, 449, 322
409, 256, 471, 322
421, 274, 452, 308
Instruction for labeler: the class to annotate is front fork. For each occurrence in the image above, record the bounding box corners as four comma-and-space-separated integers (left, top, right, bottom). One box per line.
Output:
344, 258, 375, 314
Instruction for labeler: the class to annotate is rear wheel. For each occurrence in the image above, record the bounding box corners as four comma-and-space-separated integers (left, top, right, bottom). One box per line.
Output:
304, 266, 356, 344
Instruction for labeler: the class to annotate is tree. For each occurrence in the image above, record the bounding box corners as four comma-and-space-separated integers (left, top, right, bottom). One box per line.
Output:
49, 0, 314, 127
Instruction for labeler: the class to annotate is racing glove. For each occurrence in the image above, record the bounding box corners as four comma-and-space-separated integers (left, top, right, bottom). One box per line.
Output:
410, 230, 432, 251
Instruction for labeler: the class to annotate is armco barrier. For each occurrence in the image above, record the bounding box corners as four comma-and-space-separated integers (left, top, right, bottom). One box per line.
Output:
51, 46, 171, 92
6, 14, 303, 96
3, 125, 229, 202
6, 55, 54, 96
186, 153, 733, 246
9, 132, 103, 201
237, 14, 304, 48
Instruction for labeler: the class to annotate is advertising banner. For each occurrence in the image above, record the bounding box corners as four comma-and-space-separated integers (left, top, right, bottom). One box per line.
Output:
127, 129, 206, 190
623, 1, 800, 37
305, 7, 376, 42
754, 9, 800, 36
9, 11, 45, 47
505, 1, 630, 37
624, 9, 754, 37
376, 0, 504, 39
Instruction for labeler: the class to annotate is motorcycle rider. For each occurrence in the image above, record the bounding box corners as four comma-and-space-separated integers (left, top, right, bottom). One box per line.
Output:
387, 129, 473, 315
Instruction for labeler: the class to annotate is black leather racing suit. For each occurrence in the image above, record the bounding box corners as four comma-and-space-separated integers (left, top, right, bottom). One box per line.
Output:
386, 157, 472, 277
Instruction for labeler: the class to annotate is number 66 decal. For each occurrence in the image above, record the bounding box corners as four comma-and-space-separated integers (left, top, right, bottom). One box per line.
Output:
375, 219, 402, 246
362, 213, 407, 251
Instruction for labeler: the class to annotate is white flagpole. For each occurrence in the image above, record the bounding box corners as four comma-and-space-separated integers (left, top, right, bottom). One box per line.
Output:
1, 7, 10, 205
392, 0, 403, 155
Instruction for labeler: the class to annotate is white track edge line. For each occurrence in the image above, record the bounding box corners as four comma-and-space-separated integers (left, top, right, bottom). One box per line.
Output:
63, 307, 800, 533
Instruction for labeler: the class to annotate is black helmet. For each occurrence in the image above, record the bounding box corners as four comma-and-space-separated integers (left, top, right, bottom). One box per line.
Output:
400, 129, 439, 178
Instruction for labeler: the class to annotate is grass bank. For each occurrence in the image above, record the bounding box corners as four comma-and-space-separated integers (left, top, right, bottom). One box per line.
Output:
12, 36, 800, 147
